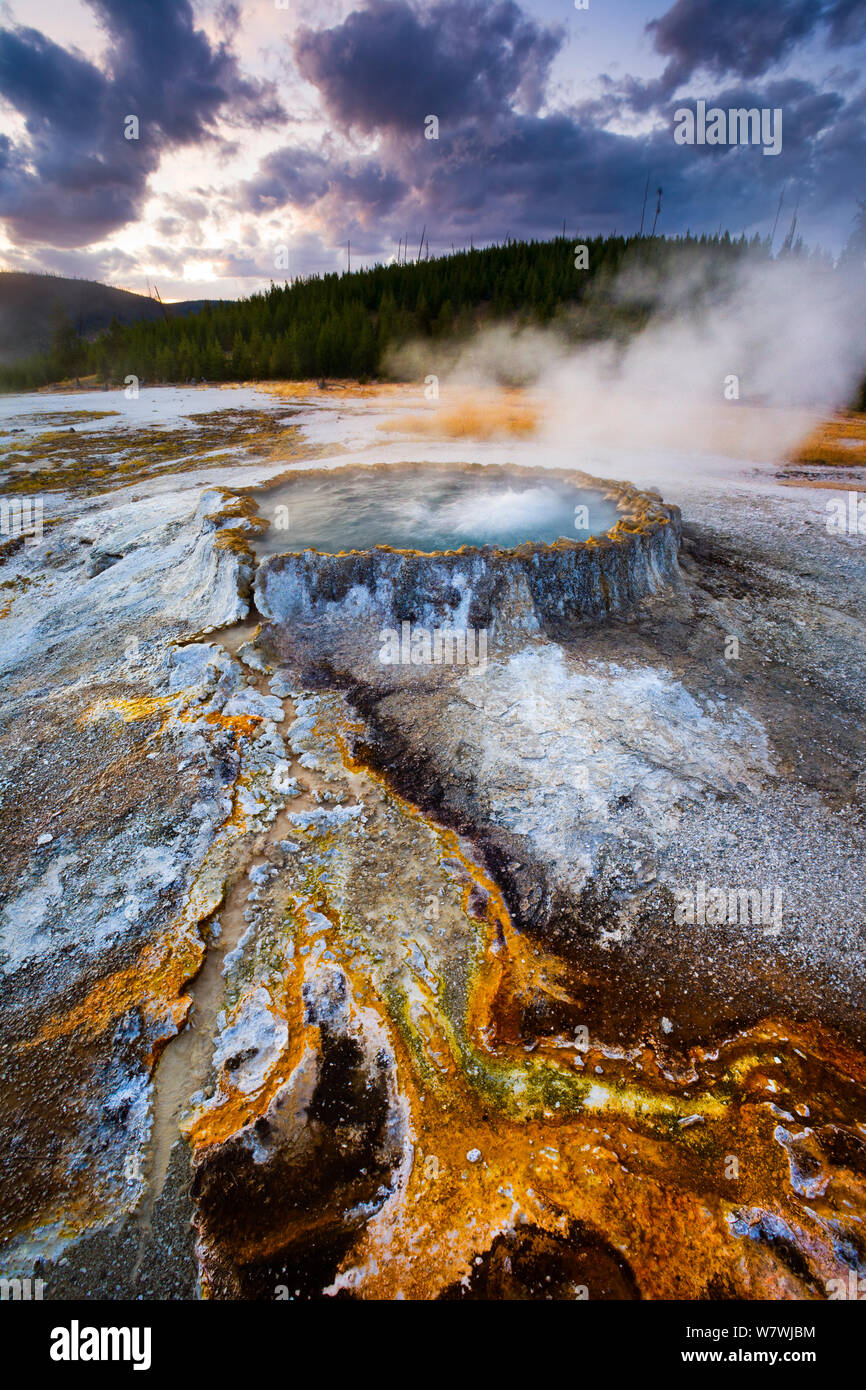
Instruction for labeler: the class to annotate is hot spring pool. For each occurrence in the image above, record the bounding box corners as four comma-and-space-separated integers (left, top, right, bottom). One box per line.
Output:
251, 464, 623, 557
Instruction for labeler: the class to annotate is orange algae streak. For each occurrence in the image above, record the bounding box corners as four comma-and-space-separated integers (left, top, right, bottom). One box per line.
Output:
200, 710, 263, 739
22, 922, 205, 1054
19, 804, 254, 1056
286, 707, 865, 1299
184, 955, 305, 1153
77, 695, 178, 729
128, 694, 864, 1300
378, 393, 539, 442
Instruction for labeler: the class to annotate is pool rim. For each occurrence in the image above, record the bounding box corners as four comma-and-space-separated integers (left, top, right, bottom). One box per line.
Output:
234, 459, 675, 562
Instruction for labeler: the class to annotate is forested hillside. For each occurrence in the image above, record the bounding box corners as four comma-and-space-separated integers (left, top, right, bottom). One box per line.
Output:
0, 231, 850, 395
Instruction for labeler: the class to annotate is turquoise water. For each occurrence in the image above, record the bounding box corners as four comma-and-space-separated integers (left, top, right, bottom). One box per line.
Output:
252, 466, 621, 556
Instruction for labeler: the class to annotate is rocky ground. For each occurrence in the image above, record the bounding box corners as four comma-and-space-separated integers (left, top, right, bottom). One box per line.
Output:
0, 384, 863, 1301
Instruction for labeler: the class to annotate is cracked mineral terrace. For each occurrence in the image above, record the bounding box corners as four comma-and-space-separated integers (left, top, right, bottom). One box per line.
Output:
0, 383, 864, 1301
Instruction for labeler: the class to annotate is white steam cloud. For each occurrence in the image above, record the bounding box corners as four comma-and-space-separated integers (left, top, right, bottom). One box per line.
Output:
387, 253, 866, 478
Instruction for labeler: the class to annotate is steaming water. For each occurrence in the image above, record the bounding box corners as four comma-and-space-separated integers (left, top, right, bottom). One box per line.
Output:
252, 465, 621, 556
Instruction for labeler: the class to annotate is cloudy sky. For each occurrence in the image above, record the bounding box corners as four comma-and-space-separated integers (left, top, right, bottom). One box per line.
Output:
0, 0, 864, 301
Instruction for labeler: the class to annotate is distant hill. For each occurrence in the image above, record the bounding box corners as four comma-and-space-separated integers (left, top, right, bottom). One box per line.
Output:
0, 271, 208, 365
